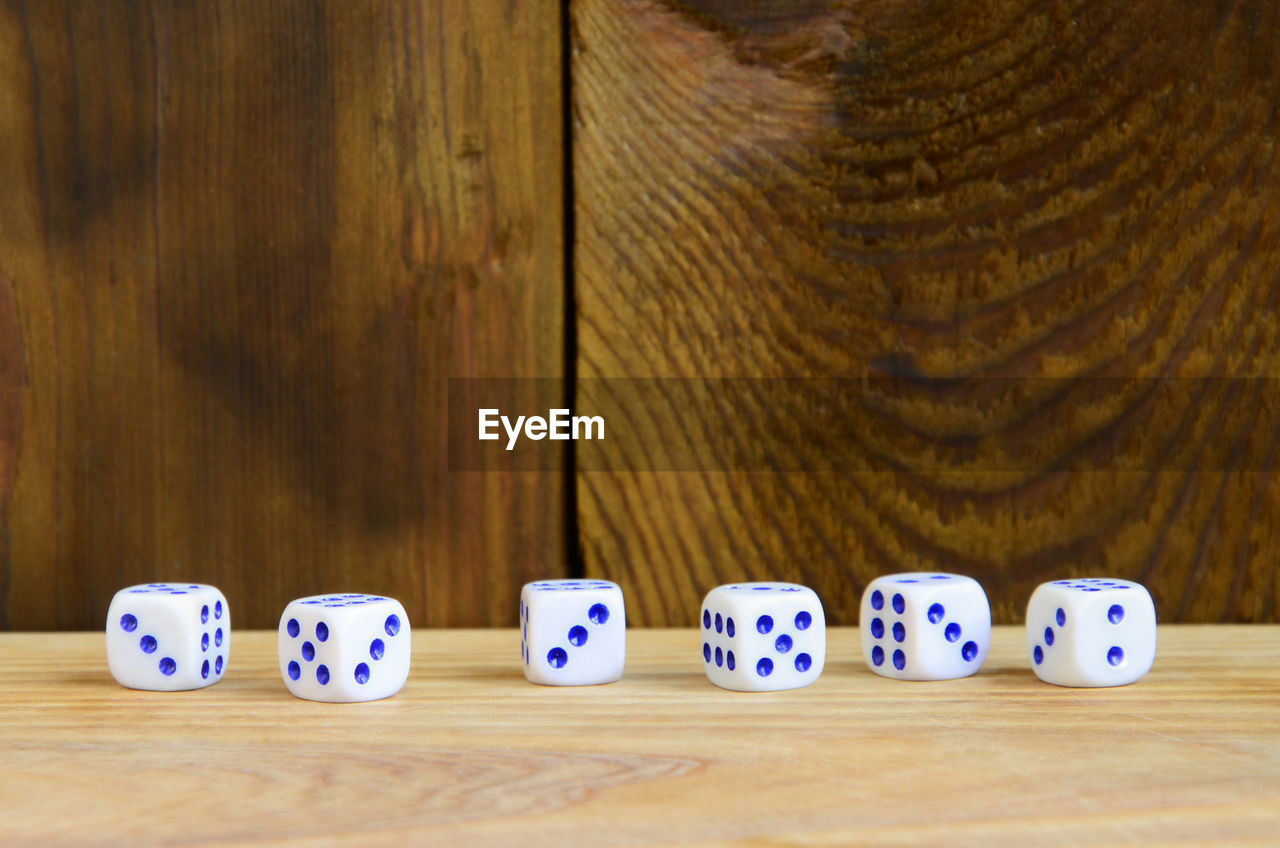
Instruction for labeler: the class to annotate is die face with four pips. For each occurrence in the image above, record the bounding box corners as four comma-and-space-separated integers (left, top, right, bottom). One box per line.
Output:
520, 580, 626, 686
278, 594, 411, 703
700, 583, 826, 692
106, 583, 230, 691
860, 573, 991, 681
1026, 578, 1156, 687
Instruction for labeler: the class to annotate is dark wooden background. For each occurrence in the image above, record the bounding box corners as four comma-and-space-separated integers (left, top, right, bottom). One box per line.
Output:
2, 0, 1278, 629
0, 0, 566, 630
573, 0, 1280, 625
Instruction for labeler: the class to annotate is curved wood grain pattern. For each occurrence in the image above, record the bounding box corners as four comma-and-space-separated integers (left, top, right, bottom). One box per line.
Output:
0, 1, 564, 629
574, 0, 1280, 624
4, 745, 697, 842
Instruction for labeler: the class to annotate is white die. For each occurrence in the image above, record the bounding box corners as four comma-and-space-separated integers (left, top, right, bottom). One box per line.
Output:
520, 580, 625, 686
699, 583, 826, 692
859, 572, 990, 680
106, 583, 230, 691
1026, 578, 1157, 687
278, 594, 411, 702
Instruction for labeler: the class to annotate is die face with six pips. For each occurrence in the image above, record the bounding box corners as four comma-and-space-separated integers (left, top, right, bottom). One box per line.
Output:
520, 580, 626, 686
700, 583, 826, 692
106, 583, 230, 691
1026, 578, 1156, 687
859, 573, 991, 681
278, 594, 411, 702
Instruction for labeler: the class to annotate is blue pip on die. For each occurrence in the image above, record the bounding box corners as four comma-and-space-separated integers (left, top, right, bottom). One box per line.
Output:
700, 582, 826, 692
278, 594, 411, 703
1027, 578, 1157, 687
106, 583, 229, 691
860, 572, 990, 680
520, 579, 625, 685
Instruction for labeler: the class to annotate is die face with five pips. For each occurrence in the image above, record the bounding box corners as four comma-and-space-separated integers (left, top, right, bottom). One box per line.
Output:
700, 583, 826, 692
278, 594, 411, 702
520, 580, 626, 686
1026, 578, 1156, 687
860, 573, 991, 681
106, 583, 229, 691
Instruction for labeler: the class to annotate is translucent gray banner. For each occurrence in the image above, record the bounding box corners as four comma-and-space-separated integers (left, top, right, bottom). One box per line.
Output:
448, 377, 1280, 472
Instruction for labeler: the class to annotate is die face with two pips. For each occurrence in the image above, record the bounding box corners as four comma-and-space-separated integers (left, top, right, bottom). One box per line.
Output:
1026, 579, 1156, 687
278, 594, 411, 702
860, 573, 990, 680
106, 583, 229, 691
520, 580, 625, 686
700, 583, 826, 692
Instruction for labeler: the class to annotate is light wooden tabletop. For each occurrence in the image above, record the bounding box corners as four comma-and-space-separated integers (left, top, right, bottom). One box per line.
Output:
1, 627, 1277, 846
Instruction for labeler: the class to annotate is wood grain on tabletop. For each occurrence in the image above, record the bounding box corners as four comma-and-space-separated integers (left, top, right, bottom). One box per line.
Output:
572, 0, 1280, 626
0, 0, 565, 630
0, 627, 1277, 846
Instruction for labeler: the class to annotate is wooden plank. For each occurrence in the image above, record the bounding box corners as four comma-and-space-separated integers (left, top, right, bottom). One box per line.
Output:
573, 0, 1280, 625
0, 269, 18, 622
0, 627, 1277, 845
0, 0, 565, 630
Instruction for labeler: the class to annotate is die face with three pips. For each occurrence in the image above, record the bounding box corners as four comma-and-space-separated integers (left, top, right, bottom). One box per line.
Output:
520, 580, 626, 686
700, 583, 826, 692
860, 573, 991, 681
106, 583, 229, 691
278, 594, 411, 702
1026, 578, 1156, 687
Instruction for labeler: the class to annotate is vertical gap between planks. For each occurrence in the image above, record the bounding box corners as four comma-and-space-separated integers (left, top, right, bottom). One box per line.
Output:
561, 0, 585, 581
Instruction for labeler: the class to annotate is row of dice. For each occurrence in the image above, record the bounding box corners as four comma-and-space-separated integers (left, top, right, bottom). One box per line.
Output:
522, 575, 1157, 691
106, 584, 411, 703
105, 573, 1157, 700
